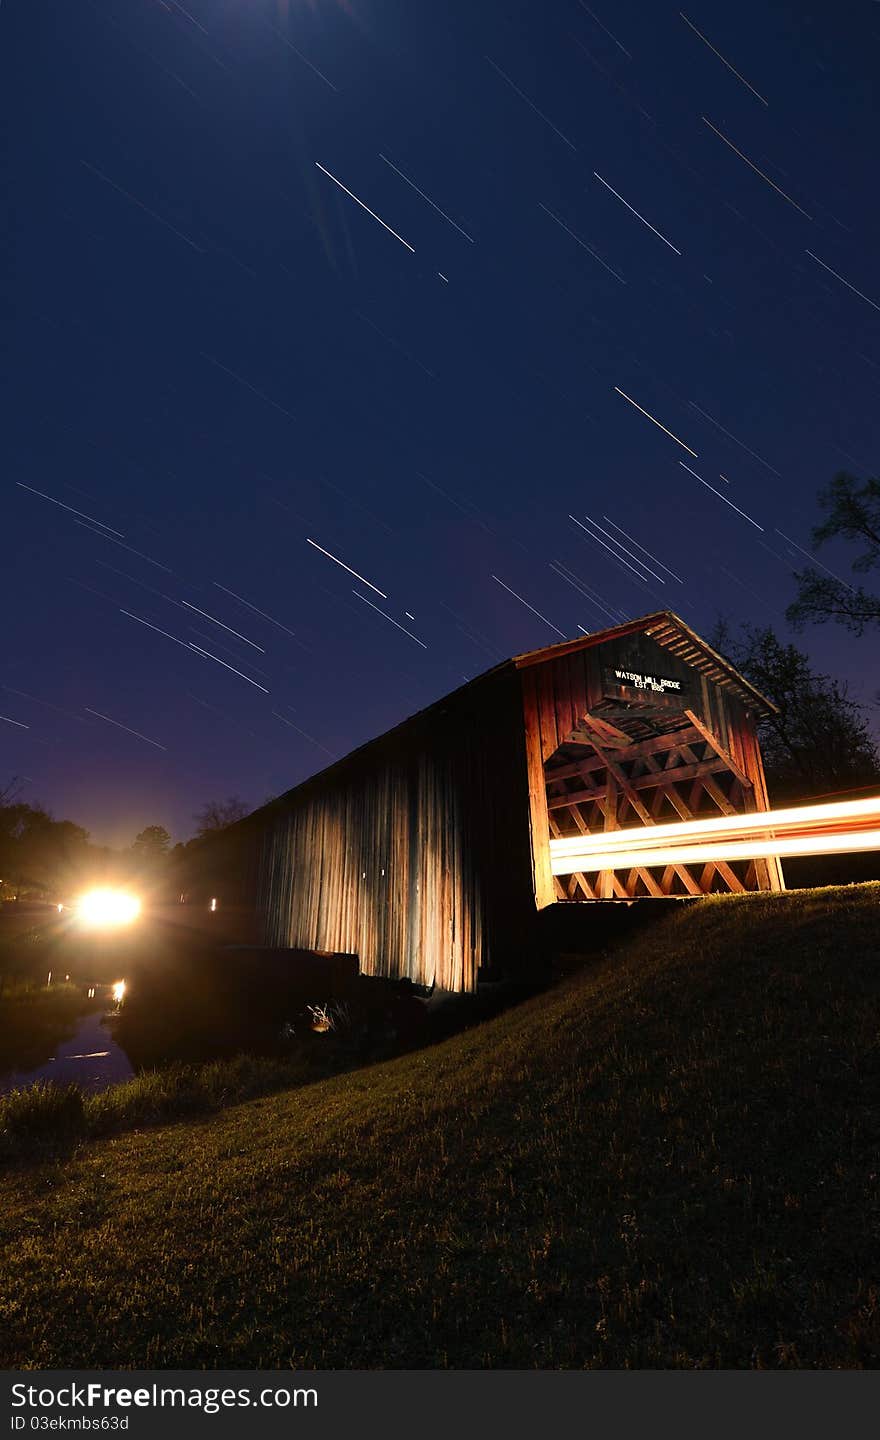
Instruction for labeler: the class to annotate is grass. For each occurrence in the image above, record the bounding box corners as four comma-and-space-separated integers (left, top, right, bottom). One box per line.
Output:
0, 1050, 344, 1163
1, 883, 878, 1369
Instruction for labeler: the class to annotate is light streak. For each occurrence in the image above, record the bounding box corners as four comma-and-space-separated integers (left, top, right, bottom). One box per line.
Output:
585, 513, 666, 583
315, 162, 415, 252
578, 2, 631, 59
187, 693, 267, 744
805, 250, 880, 315
379, 154, 474, 241
551, 829, 880, 874
0, 713, 28, 729
3, 687, 92, 726
80, 160, 205, 251
84, 708, 167, 750
271, 710, 336, 758
678, 462, 764, 530
569, 515, 651, 583
550, 794, 880, 854
16, 482, 125, 537
166, 0, 208, 37
189, 644, 270, 693
593, 173, 681, 254
491, 576, 567, 637
357, 311, 436, 379
96, 561, 183, 608
485, 57, 577, 151
602, 516, 683, 582
613, 387, 698, 457
549, 793, 880, 874
119, 608, 191, 650
679, 13, 768, 105
538, 203, 626, 282
701, 119, 812, 219
306, 539, 387, 598
73, 520, 174, 572
549, 562, 625, 623
352, 591, 428, 648
687, 400, 780, 476
200, 352, 298, 424
774, 529, 854, 591
213, 584, 308, 648
72, 574, 129, 609
187, 629, 271, 679
263, 20, 337, 91
180, 600, 265, 651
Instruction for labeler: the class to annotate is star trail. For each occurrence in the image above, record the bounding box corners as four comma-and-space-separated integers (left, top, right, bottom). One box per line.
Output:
2, 0, 878, 845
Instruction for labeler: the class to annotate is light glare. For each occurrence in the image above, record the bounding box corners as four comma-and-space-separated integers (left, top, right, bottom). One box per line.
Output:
76, 889, 141, 928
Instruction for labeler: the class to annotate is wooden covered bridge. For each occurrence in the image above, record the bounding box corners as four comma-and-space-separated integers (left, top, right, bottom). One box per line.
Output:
207, 612, 782, 992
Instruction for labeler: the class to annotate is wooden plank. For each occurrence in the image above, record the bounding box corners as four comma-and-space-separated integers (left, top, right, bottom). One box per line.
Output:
683, 708, 753, 788
737, 710, 785, 892
626, 866, 664, 897
547, 726, 704, 781
521, 668, 556, 909
597, 774, 618, 899
554, 654, 574, 745
586, 738, 706, 897
696, 773, 736, 816
547, 756, 731, 808
537, 666, 560, 762
584, 739, 654, 823
581, 713, 633, 747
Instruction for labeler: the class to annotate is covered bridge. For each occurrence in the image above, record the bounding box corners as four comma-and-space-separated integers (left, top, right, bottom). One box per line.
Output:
206, 611, 782, 992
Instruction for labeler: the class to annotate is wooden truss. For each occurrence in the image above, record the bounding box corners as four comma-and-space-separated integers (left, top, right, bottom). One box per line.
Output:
544, 709, 778, 900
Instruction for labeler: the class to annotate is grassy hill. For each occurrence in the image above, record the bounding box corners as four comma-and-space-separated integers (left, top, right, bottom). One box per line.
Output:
2, 884, 879, 1369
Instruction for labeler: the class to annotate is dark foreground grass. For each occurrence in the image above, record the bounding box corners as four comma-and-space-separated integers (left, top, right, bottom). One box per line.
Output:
0, 1049, 348, 1164
1, 884, 879, 1369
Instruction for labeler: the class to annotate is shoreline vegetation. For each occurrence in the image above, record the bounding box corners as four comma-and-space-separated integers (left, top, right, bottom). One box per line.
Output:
1, 883, 878, 1367
0, 1051, 337, 1163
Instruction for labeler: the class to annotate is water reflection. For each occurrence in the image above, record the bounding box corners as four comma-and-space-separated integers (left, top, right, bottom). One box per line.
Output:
0, 1011, 134, 1095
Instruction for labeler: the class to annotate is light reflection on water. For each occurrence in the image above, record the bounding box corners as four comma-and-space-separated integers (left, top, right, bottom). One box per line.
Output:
0, 1011, 134, 1095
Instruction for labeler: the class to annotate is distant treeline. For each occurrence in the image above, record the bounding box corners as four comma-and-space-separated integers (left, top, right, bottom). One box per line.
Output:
0, 785, 249, 904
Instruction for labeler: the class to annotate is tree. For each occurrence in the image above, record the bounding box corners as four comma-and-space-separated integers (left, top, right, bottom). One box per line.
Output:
131, 825, 171, 860
787, 473, 880, 636
711, 620, 880, 804
0, 800, 90, 899
0, 777, 24, 809
193, 797, 249, 838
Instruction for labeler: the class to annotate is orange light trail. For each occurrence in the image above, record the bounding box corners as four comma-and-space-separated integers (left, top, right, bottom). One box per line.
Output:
549, 794, 880, 876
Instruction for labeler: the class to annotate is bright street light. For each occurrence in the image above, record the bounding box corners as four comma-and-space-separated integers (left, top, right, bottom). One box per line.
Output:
75, 889, 141, 928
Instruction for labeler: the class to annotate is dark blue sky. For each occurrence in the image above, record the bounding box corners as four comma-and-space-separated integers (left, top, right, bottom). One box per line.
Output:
3, 0, 879, 846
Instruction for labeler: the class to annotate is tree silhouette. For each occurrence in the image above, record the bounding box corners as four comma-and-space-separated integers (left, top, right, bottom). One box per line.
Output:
193, 797, 249, 838
787, 473, 880, 636
712, 620, 880, 803
131, 825, 171, 860
0, 797, 91, 899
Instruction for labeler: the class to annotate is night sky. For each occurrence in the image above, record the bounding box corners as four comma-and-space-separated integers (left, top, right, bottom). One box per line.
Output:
3, 0, 879, 847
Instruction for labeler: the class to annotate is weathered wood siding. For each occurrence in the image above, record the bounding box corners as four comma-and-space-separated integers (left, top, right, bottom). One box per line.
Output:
254, 668, 535, 992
